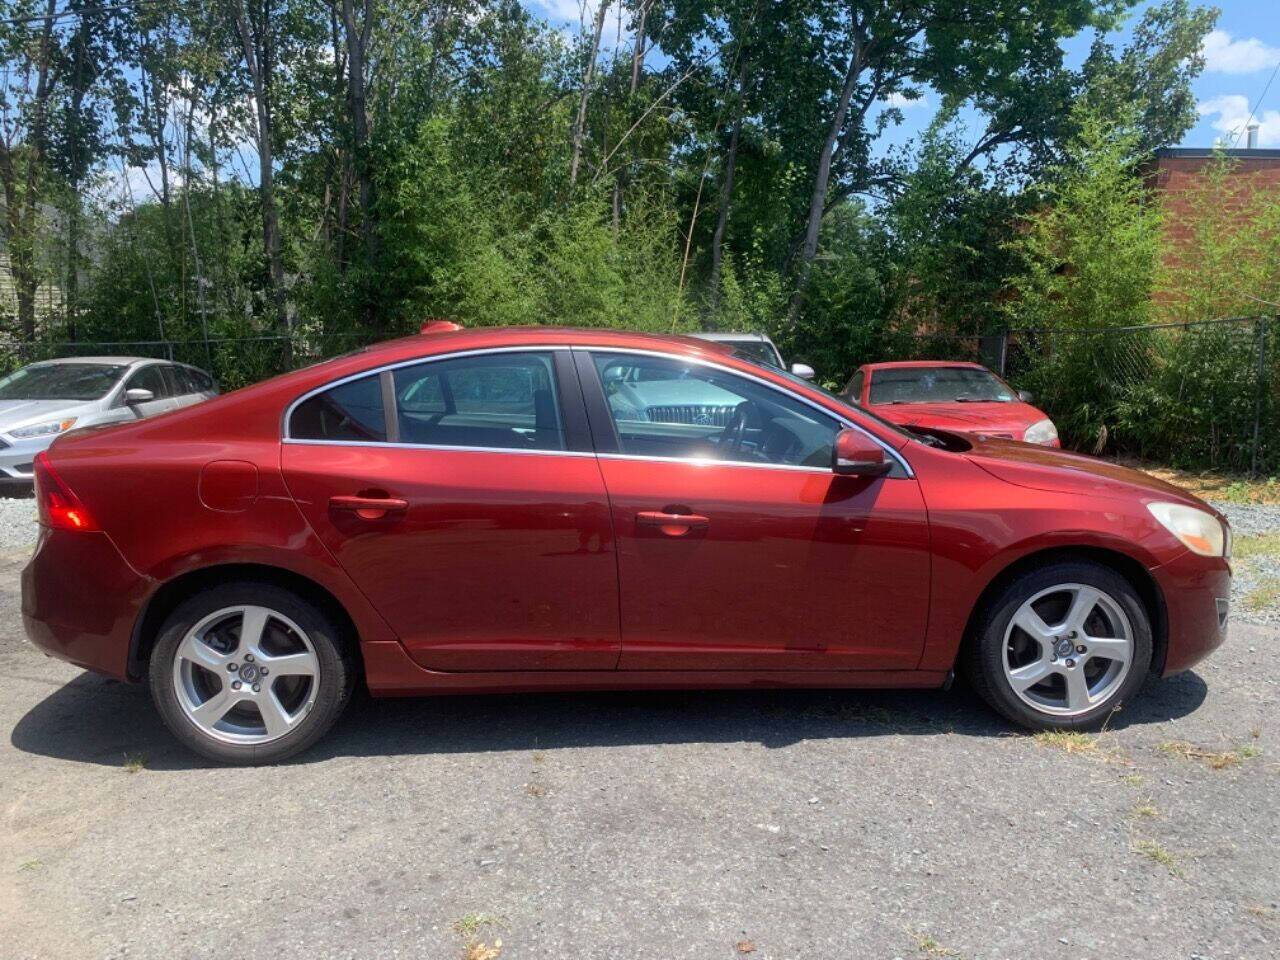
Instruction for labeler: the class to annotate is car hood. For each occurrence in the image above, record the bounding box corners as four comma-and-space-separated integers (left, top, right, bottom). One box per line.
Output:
870, 401, 1045, 437
963, 437, 1221, 517
0, 398, 98, 432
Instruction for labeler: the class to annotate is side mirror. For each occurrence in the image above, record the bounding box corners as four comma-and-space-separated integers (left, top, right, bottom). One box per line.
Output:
832, 428, 891, 477
1017, 390, 1033, 403
790, 362, 815, 380
124, 388, 154, 405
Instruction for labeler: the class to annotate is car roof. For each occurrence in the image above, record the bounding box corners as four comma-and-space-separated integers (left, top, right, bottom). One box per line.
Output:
372, 326, 741, 361
861, 360, 988, 371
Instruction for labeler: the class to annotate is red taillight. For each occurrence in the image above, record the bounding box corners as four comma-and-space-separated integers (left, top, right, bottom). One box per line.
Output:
34, 451, 99, 532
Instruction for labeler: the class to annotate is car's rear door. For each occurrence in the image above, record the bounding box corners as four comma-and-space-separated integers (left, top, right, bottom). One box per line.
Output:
578, 348, 930, 672
281, 348, 620, 672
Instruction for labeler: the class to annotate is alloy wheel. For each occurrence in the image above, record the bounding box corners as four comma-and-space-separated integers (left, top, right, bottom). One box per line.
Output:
1001, 583, 1134, 718
171, 604, 321, 745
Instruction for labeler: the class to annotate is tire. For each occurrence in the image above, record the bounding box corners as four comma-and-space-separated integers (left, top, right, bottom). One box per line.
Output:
149, 582, 355, 764
963, 561, 1153, 731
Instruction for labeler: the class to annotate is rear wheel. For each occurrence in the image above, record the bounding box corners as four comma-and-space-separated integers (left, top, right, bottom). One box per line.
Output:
964, 561, 1153, 730
149, 582, 355, 764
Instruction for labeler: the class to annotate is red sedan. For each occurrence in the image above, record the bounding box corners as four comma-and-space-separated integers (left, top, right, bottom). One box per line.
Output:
23, 328, 1230, 763
843, 360, 1061, 446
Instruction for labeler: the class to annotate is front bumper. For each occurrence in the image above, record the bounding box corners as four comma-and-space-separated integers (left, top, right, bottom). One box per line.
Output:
0, 434, 55, 479
1152, 549, 1231, 676
21, 526, 151, 680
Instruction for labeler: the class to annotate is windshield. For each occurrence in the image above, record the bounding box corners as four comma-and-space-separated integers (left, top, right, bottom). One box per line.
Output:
0, 363, 127, 402
730, 350, 914, 442
868, 366, 1015, 404
719, 339, 781, 367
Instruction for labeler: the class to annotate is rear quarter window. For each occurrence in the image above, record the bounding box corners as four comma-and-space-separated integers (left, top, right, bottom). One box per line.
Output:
290, 375, 386, 442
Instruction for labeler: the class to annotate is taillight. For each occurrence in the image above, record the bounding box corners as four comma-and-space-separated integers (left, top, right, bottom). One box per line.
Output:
33, 451, 99, 532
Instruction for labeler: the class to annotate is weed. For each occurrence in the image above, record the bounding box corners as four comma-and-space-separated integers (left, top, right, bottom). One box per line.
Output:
1250, 727, 1262, 739
1245, 903, 1274, 919
18, 859, 42, 872
524, 782, 547, 797
454, 914, 503, 960
1158, 739, 1259, 768
122, 753, 147, 773
1121, 773, 1143, 786
1233, 532, 1280, 559
1135, 800, 1159, 818
1238, 744, 1262, 759
909, 930, 956, 957
1033, 731, 1097, 754
1132, 838, 1184, 877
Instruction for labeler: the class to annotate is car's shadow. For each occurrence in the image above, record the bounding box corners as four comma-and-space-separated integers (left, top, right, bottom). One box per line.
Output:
9, 669, 1210, 771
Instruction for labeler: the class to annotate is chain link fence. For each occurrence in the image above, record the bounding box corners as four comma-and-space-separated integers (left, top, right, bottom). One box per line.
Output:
898, 316, 1276, 474
1, 315, 1275, 474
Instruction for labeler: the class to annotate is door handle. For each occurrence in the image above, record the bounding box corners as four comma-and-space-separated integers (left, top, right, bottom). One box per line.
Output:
636, 510, 710, 536
329, 495, 409, 520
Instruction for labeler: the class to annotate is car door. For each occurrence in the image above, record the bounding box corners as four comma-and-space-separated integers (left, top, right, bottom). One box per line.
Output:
162, 365, 202, 409
281, 348, 620, 672
578, 348, 930, 672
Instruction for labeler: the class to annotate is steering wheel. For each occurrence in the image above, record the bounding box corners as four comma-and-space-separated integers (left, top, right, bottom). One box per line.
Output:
717, 401, 752, 457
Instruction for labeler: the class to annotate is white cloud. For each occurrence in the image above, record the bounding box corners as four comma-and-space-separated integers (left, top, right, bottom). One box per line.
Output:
1201, 29, 1280, 75
881, 91, 928, 111
1198, 93, 1280, 146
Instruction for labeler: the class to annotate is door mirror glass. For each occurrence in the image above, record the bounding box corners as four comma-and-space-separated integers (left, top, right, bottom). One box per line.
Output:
833, 428, 890, 477
124, 387, 155, 404
790, 362, 815, 380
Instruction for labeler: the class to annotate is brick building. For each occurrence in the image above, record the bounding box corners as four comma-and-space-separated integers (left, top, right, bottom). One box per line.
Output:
1147, 144, 1280, 252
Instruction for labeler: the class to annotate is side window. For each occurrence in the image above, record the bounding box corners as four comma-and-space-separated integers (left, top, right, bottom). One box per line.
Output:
290, 374, 386, 442
591, 352, 839, 467
392, 352, 564, 451
126, 365, 168, 399
844, 371, 865, 402
162, 365, 189, 395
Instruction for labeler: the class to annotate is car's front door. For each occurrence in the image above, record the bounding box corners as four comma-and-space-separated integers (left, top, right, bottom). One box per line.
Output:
119, 364, 174, 419
579, 349, 930, 672
281, 349, 620, 672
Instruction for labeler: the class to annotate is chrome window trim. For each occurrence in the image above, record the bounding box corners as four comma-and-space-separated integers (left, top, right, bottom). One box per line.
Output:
580, 346, 914, 478
280, 341, 914, 477
282, 344, 574, 443
282, 437, 594, 458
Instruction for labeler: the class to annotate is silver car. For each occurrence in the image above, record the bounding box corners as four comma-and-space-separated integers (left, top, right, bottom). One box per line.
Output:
0, 357, 218, 481
691, 331, 815, 380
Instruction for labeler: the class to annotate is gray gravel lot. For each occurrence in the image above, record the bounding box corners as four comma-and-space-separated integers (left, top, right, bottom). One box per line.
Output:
1, 491, 1278, 959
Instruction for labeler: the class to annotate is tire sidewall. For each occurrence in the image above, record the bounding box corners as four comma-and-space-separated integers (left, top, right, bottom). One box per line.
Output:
149, 582, 353, 764
972, 562, 1153, 730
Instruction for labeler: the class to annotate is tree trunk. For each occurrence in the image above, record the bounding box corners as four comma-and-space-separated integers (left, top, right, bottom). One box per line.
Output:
233, 0, 290, 351
786, 26, 864, 329
341, 0, 378, 327
9, 0, 58, 341
611, 1, 648, 232
709, 57, 750, 307
569, 2, 610, 187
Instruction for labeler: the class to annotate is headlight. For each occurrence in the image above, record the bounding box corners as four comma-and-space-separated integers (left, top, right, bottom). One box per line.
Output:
9, 418, 77, 439
1147, 501, 1228, 557
1023, 418, 1058, 445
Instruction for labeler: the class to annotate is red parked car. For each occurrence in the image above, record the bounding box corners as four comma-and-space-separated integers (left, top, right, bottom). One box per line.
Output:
842, 360, 1060, 446
23, 328, 1231, 763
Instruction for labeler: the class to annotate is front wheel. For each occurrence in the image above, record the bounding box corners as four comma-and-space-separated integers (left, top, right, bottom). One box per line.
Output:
964, 561, 1153, 730
149, 582, 355, 764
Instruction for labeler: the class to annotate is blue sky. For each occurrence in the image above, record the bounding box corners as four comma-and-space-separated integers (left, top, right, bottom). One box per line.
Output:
525, 0, 1280, 152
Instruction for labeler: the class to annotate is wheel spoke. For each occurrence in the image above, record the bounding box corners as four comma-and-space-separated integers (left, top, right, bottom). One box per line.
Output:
177, 632, 231, 674
1063, 667, 1092, 710
1084, 635, 1131, 664
1064, 586, 1102, 635
238, 606, 272, 656
189, 687, 236, 728
259, 650, 318, 679
257, 689, 294, 738
1008, 658, 1056, 692
1013, 607, 1055, 644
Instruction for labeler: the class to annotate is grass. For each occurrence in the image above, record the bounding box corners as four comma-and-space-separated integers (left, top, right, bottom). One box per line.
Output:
18, 859, 42, 872
121, 753, 147, 773
1121, 773, 1143, 786
1132, 838, 1184, 878
1117, 461, 1280, 505
1157, 739, 1261, 769
524, 782, 547, 797
1244, 580, 1280, 612
1134, 800, 1159, 819
1233, 531, 1280, 560
909, 930, 956, 957
1032, 731, 1098, 755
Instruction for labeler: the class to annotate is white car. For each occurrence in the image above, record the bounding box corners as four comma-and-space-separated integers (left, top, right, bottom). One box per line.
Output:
0, 357, 218, 481
691, 331, 815, 380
